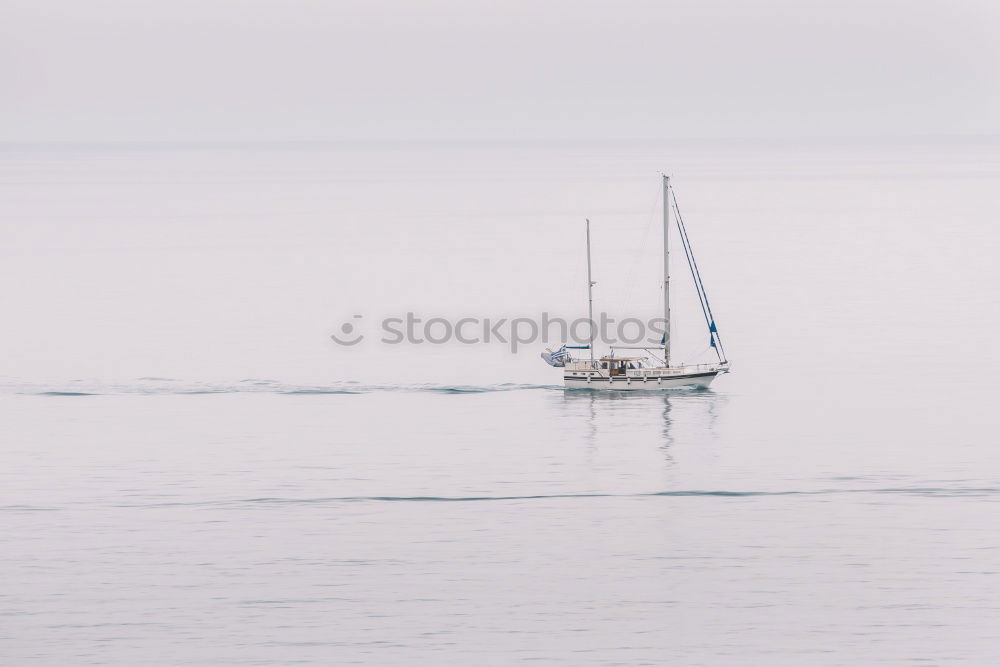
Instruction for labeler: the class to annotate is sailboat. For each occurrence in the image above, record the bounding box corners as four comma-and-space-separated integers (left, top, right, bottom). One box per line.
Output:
542, 176, 730, 390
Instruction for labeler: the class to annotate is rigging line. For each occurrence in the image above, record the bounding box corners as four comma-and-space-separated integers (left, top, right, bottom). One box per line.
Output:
673, 197, 721, 363
672, 197, 712, 330
674, 195, 726, 361
674, 203, 725, 364
678, 222, 713, 337
672, 192, 727, 362
671, 191, 716, 323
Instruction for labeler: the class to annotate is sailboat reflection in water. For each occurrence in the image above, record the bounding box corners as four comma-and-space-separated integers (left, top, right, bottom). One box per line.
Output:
542, 176, 730, 390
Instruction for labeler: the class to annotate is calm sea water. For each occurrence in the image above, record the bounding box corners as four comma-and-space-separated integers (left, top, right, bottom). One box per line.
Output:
2, 140, 999, 664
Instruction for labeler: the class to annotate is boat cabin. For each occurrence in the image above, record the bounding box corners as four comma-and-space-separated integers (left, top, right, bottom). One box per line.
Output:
599, 356, 645, 376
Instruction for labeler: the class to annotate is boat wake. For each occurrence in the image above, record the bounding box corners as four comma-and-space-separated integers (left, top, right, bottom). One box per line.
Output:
228, 487, 1000, 502
3, 378, 563, 396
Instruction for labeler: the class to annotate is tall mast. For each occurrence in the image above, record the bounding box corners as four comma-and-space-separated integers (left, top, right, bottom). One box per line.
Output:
586, 219, 595, 365
662, 175, 671, 366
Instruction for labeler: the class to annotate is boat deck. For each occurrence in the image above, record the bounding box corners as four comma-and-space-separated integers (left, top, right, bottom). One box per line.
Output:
563, 361, 726, 381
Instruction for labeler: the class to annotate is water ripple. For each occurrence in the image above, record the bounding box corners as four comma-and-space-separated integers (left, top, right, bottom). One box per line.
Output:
51, 486, 995, 510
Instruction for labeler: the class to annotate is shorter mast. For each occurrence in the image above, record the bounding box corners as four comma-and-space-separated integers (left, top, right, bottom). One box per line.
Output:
586, 219, 595, 365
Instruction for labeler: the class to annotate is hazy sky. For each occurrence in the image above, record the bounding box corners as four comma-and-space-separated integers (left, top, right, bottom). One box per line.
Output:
3, 0, 998, 141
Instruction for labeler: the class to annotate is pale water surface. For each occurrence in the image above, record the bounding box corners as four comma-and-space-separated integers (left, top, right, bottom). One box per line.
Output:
1, 140, 999, 664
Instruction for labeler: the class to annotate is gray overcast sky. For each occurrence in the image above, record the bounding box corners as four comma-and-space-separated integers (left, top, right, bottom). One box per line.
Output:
3, 0, 998, 141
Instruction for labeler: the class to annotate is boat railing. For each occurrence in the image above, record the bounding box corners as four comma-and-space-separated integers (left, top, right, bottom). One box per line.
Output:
566, 361, 725, 373
670, 362, 727, 372
564, 360, 600, 370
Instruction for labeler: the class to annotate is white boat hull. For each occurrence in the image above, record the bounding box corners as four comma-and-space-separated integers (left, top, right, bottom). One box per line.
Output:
564, 371, 719, 391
